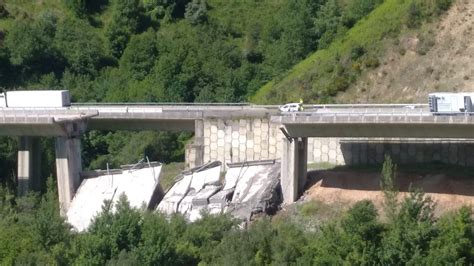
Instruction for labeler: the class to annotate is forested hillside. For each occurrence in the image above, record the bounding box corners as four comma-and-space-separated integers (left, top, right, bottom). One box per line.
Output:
0, 0, 391, 103
0, 0, 459, 182
0, 0, 387, 181
253, 0, 456, 103
1, 1, 473, 265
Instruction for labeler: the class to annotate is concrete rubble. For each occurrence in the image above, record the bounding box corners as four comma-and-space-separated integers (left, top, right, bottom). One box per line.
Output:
67, 159, 282, 231
67, 161, 163, 232
157, 159, 282, 222
225, 160, 281, 220
157, 161, 221, 220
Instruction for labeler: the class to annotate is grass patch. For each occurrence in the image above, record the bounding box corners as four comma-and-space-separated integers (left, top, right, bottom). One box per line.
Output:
273, 199, 347, 232
160, 162, 185, 191
298, 200, 345, 219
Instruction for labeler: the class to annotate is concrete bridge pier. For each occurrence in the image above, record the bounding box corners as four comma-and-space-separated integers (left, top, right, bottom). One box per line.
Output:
281, 137, 308, 204
55, 136, 82, 215
17, 136, 42, 196
186, 120, 205, 169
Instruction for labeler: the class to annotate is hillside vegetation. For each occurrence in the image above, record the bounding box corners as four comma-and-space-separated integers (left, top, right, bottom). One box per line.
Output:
0, 0, 387, 181
252, 0, 456, 103
1, 1, 473, 265
0, 0, 459, 180
0, 159, 473, 264
0, 0, 387, 103
338, 0, 474, 103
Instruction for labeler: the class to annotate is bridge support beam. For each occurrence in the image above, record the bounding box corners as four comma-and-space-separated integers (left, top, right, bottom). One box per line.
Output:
55, 136, 82, 215
17, 136, 42, 196
281, 137, 308, 204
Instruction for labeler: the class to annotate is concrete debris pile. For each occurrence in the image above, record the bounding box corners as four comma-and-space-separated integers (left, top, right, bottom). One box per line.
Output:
67, 161, 163, 232
225, 160, 281, 220
157, 159, 281, 221
157, 161, 222, 221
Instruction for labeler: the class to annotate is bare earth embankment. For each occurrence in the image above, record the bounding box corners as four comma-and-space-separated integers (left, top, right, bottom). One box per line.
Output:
304, 169, 474, 216
337, 0, 474, 103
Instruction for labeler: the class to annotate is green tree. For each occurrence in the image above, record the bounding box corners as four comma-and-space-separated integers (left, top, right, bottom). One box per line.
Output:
181, 212, 236, 263
185, 0, 208, 25
5, 12, 59, 71
381, 154, 398, 219
425, 206, 474, 264
0, 137, 17, 186
55, 18, 105, 76
379, 189, 436, 264
342, 0, 383, 27
64, 0, 87, 17
133, 212, 178, 265
301, 200, 383, 265
120, 30, 158, 81
106, 0, 141, 58
313, 0, 345, 49
76, 194, 142, 264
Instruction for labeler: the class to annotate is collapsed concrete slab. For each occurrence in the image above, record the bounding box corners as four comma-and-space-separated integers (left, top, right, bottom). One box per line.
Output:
157, 161, 221, 217
225, 160, 281, 220
66, 162, 163, 232
158, 159, 282, 222
207, 162, 251, 215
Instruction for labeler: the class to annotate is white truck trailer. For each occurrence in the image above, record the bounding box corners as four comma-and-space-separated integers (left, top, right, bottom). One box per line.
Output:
428, 92, 474, 114
0, 90, 71, 108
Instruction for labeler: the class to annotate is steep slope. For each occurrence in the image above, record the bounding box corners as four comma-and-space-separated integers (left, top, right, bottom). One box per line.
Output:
337, 0, 474, 103
251, 0, 459, 104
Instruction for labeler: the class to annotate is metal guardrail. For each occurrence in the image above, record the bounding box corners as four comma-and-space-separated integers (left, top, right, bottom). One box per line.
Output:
0, 108, 98, 123
277, 110, 474, 124
71, 102, 252, 106
309, 103, 427, 108
281, 106, 429, 116
0, 104, 433, 122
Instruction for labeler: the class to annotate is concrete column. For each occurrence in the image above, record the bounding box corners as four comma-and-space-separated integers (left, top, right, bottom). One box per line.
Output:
17, 136, 41, 196
298, 137, 308, 194
186, 120, 205, 168
55, 136, 82, 215
281, 137, 308, 204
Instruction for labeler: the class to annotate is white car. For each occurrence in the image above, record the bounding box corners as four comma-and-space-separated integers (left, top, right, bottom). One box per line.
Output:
279, 103, 301, 112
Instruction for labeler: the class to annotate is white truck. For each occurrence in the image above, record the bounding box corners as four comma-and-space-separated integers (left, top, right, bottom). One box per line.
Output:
0, 90, 71, 108
428, 92, 474, 114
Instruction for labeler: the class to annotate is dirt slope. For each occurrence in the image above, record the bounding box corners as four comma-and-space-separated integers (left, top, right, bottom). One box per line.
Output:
304, 169, 474, 216
337, 0, 474, 104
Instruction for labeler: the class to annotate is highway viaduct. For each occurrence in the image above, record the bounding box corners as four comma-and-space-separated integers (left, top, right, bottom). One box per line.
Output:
2, 103, 474, 213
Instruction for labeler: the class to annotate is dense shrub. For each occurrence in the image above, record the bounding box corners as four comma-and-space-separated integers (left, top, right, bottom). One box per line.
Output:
120, 30, 158, 80
55, 18, 105, 76
106, 0, 140, 58
1, 156, 474, 265
5, 13, 58, 68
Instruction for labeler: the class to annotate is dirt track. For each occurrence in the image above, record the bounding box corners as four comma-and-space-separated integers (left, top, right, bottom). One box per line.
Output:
304, 169, 474, 216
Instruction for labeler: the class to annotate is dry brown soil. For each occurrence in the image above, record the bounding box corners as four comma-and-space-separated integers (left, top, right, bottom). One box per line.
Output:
337, 0, 474, 104
304, 169, 474, 216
